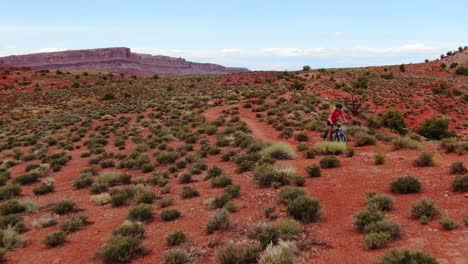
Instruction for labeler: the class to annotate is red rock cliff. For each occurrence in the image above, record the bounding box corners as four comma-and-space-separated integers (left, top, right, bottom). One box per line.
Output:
0, 47, 249, 75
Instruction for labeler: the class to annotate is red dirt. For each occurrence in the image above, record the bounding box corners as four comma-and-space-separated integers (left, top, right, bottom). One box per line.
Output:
204, 104, 468, 264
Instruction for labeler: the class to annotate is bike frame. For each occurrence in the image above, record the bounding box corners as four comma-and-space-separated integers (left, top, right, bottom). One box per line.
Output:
331, 124, 347, 142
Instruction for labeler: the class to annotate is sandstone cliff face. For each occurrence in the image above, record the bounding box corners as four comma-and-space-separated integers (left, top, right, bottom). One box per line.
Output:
0, 47, 249, 75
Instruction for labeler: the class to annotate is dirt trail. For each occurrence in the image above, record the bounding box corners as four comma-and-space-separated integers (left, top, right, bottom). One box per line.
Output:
204, 104, 468, 264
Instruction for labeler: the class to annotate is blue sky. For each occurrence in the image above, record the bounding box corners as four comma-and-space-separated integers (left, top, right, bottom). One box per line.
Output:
1, 0, 467, 70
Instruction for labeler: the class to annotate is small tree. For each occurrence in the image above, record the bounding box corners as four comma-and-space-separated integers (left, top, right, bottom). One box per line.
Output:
302, 65, 311, 71
343, 93, 370, 116
399, 64, 405, 72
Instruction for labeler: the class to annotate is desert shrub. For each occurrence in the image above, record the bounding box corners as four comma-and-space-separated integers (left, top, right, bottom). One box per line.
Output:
294, 133, 309, 142
211, 174, 232, 188
14, 173, 39, 185
0, 200, 25, 215
32, 215, 59, 228
90, 182, 109, 194
261, 143, 296, 160
163, 249, 190, 264
206, 209, 230, 234
275, 218, 302, 237
73, 174, 93, 189
304, 148, 316, 159
206, 166, 223, 178
50, 200, 77, 215
254, 164, 290, 188
441, 137, 468, 154
99, 235, 142, 263
286, 196, 321, 223
306, 164, 321, 177
98, 172, 130, 186
418, 117, 453, 140
355, 132, 376, 146
450, 161, 467, 174
375, 248, 438, 264
259, 240, 297, 264
132, 185, 155, 204
43, 231, 66, 247
366, 194, 394, 211
180, 186, 199, 199
392, 136, 421, 150
413, 152, 435, 167
249, 222, 279, 249
411, 198, 438, 223
439, 216, 456, 230
364, 232, 391, 249
381, 110, 407, 134
223, 184, 240, 199
279, 187, 306, 205
363, 219, 401, 240
166, 230, 186, 246
217, 243, 261, 264
110, 188, 133, 207
374, 152, 386, 165
319, 156, 340, 168
157, 152, 179, 164
33, 178, 55, 195
391, 176, 421, 194
353, 209, 385, 232
60, 215, 88, 233
452, 175, 467, 192
313, 141, 347, 155
127, 204, 153, 222
264, 205, 277, 219
112, 221, 145, 239
161, 208, 181, 221
0, 215, 25, 231
1, 225, 24, 249
157, 197, 174, 208
178, 172, 192, 184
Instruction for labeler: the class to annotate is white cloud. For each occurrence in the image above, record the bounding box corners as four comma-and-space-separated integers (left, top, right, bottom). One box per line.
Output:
330, 31, 344, 38
0, 25, 91, 34
37, 48, 66, 53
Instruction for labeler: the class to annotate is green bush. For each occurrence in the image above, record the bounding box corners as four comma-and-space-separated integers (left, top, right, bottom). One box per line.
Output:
163, 249, 190, 264
450, 161, 467, 174
452, 175, 467, 192
411, 198, 438, 223
0, 184, 22, 200
439, 216, 456, 230
161, 208, 181, 221
166, 230, 186, 246
275, 218, 302, 237
363, 219, 400, 240
258, 240, 296, 264
392, 136, 421, 150
306, 164, 321, 177
375, 248, 438, 264
313, 141, 347, 155
355, 132, 376, 146
0, 199, 25, 215
364, 232, 391, 249
112, 221, 145, 239
254, 164, 290, 187
178, 173, 192, 184
304, 148, 316, 159
279, 187, 306, 205
206, 209, 230, 234
413, 152, 435, 167
51, 200, 77, 215
217, 243, 261, 264
286, 196, 321, 223
319, 156, 340, 168
391, 176, 421, 194
224, 184, 240, 199
374, 152, 386, 165
366, 194, 394, 211
43, 231, 66, 247
353, 209, 385, 232
249, 223, 279, 249
180, 186, 199, 199
381, 110, 407, 134
127, 203, 153, 222
60, 215, 88, 233
261, 143, 296, 160
99, 235, 142, 262
418, 118, 453, 140
211, 174, 232, 188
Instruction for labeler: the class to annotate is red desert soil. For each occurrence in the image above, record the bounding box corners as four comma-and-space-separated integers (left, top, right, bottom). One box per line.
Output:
204, 105, 468, 264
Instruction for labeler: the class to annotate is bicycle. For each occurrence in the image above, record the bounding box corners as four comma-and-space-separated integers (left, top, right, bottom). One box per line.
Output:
330, 123, 347, 143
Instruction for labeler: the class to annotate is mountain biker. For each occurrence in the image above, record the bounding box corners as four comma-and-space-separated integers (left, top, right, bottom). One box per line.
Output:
326, 103, 347, 141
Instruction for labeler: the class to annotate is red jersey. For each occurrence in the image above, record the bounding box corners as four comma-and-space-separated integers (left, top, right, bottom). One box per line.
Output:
328, 109, 347, 124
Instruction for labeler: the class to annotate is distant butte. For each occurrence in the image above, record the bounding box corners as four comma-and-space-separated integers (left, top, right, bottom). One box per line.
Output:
0, 47, 250, 75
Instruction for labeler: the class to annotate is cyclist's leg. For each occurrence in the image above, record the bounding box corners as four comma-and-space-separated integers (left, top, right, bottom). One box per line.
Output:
326, 122, 333, 141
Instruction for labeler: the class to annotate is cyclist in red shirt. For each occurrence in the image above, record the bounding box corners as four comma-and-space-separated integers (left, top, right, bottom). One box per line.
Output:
327, 103, 347, 141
